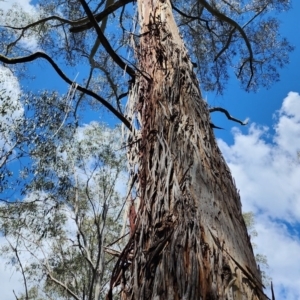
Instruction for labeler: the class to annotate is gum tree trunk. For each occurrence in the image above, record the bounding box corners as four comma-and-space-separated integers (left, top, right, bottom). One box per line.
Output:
110, 0, 266, 299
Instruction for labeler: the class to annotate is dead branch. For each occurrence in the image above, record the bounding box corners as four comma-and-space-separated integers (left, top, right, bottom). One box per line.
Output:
0, 53, 132, 130
209, 107, 249, 126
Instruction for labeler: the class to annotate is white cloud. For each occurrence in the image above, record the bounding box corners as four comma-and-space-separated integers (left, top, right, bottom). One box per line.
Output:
0, 0, 37, 13
274, 92, 300, 156
0, 65, 21, 104
255, 218, 300, 299
0, 1, 41, 52
218, 91, 300, 299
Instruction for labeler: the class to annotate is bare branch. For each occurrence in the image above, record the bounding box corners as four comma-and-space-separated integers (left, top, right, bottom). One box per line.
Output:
13, 290, 20, 300
78, 0, 135, 79
213, 27, 235, 61
4, 0, 130, 33
172, 4, 208, 24
0, 52, 132, 130
242, 3, 269, 29
271, 281, 275, 300
47, 273, 81, 300
105, 232, 129, 248
69, 0, 133, 33
210, 123, 223, 130
7, 237, 29, 300
4, 15, 80, 31
209, 106, 249, 125
104, 247, 123, 258
116, 92, 128, 113
88, 0, 115, 66
73, 180, 95, 270
93, 61, 122, 112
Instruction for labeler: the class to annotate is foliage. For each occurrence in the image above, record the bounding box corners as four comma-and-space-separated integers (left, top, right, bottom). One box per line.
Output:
0, 90, 127, 299
243, 212, 271, 287
0, 0, 293, 100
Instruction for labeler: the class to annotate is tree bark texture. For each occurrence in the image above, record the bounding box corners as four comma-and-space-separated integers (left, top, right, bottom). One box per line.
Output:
110, 0, 266, 299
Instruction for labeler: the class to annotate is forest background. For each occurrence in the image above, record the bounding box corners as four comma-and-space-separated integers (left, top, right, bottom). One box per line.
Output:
0, 0, 300, 299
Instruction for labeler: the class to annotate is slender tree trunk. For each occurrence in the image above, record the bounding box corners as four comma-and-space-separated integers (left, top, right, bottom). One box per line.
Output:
110, 0, 266, 299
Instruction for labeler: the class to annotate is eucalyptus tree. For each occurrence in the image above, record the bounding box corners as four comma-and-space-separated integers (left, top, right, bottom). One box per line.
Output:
0, 0, 293, 299
0, 90, 126, 299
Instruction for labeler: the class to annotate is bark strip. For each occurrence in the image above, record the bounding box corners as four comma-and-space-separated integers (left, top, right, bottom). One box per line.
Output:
109, 0, 266, 298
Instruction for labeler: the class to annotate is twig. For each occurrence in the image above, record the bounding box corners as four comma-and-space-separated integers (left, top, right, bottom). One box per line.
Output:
78, 0, 135, 78
172, 4, 209, 24
199, 0, 254, 88
7, 237, 29, 300
105, 232, 130, 248
47, 273, 81, 300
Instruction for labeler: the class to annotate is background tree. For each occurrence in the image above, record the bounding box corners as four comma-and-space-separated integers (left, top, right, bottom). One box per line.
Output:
0, 0, 293, 299
0, 90, 127, 299
243, 212, 271, 287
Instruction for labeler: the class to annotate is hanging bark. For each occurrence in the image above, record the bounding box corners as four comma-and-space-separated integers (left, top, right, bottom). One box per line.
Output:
109, 0, 267, 299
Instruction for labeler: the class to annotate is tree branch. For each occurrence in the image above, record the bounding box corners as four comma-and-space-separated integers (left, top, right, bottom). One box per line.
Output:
69, 0, 133, 33
4, 0, 131, 33
199, 0, 254, 88
7, 237, 29, 300
271, 281, 275, 300
78, 0, 135, 79
242, 3, 269, 29
74, 66, 94, 121
213, 27, 235, 61
209, 107, 249, 126
4, 15, 80, 31
47, 273, 81, 300
0, 52, 132, 130
172, 4, 208, 24
88, 0, 115, 66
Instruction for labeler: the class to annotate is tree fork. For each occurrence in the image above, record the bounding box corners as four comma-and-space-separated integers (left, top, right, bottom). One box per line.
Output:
109, 0, 267, 298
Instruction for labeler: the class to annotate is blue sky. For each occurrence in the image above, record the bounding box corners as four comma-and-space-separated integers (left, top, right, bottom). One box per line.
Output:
210, 1, 300, 143
1, 1, 300, 299
209, 3, 300, 298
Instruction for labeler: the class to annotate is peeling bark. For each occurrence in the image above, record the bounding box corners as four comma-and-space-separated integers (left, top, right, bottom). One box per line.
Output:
109, 0, 266, 299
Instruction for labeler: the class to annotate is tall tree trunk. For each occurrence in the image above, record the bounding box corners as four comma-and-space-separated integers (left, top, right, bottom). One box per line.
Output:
110, 0, 266, 299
